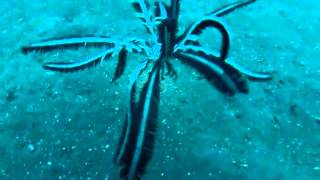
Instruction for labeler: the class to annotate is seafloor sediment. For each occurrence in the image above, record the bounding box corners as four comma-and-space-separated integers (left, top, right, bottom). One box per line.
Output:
0, 0, 319, 179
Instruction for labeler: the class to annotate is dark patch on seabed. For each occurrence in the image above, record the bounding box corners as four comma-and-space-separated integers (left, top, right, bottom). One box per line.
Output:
0, 0, 320, 179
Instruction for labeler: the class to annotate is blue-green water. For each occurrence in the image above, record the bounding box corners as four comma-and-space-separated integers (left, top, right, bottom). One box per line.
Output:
0, 0, 320, 179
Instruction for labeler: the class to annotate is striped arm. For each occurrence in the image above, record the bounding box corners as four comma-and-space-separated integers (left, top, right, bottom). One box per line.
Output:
175, 45, 272, 80
175, 51, 248, 95
175, 17, 230, 60
225, 58, 273, 80
170, 0, 180, 22
22, 36, 116, 54
42, 47, 121, 72
115, 61, 160, 180
114, 60, 150, 165
22, 36, 146, 54
207, 0, 257, 17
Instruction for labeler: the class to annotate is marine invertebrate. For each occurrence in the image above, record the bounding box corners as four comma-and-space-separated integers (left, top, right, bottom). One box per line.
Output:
22, 0, 272, 179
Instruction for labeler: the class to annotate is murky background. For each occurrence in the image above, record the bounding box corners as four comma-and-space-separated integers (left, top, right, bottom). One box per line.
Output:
0, 0, 319, 179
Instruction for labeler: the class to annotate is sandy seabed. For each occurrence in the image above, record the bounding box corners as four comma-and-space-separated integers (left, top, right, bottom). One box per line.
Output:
0, 0, 319, 179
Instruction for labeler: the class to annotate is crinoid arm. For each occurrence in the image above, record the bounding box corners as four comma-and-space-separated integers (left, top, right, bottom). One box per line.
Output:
22, 36, 146, 54
23, 35, 148, 73
175, 17, 230, 61
175, 16, 272, 82
164, 61, 178, 79
114, 60, 150, 166
175, 44, 272, 82
155, 0, 181, 58
154, 0, 180, 33
42, 46, 123, 72
207, 0, 257, 17
225, 58, 273, 80
131, 0, 158, 40
161, 0, 180, 33
115, 61, 160, 180
169, 0, 180, 22
175, 51, 248, 95
154, 1, 168, 22
21, 36, 119, 54
112, 48, 128, 82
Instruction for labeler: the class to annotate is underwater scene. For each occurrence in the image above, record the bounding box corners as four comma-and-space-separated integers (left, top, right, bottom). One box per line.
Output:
0, 0, 319, 179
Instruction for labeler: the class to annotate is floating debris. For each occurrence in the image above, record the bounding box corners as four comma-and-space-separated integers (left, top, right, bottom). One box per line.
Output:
27, 143, 35, 152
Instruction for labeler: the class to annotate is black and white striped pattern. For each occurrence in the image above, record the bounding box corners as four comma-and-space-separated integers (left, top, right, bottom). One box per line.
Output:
175, 51, 248, 95
115, 62, 160, 180
21, 1, 273, 179
21, 36, 116, 54
22, 36, 148, 73
175, 16, 272, 82
175, 17, 230, 60
114, 60, 150, 165
42, 47, 120, 72
207, 0, 257, 17
225, 58, 273, 80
